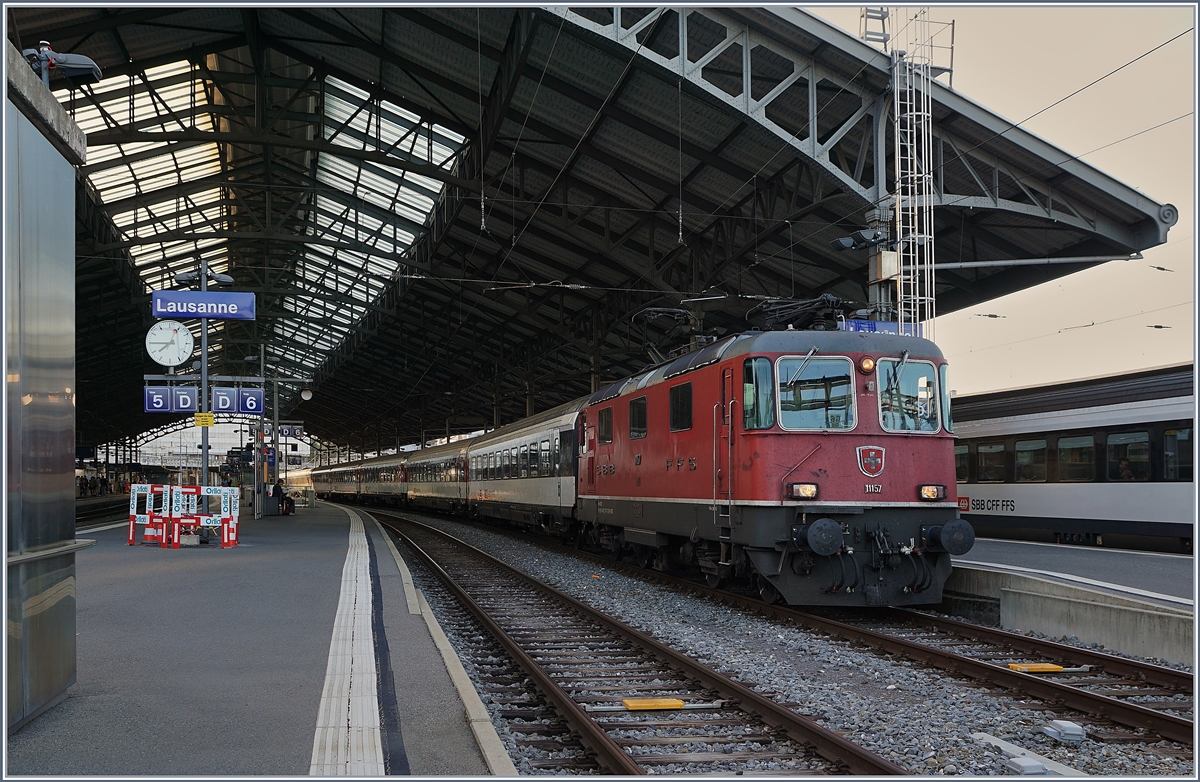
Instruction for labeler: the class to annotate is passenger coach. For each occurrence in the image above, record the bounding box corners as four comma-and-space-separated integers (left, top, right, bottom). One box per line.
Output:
952, 364, 1193, 552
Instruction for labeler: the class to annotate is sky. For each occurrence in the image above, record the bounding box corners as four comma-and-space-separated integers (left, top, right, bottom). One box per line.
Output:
806, 4, 1196, 395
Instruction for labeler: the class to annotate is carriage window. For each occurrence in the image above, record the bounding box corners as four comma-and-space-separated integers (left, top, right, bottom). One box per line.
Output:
743, 357, 775, 430
501, 449, 509, 479
877, 358, 939, 432
669, 383, 692, 431
530, 441, 540, 478
777, 357, 854, 430
598, 407, 613, 444
1014, 439, 1047, 482
489, 452, 496, 481
553, 436, 560, 477
1108, 431, 1149, 481
629, 396, 647, 439
1058, 436, 1094, 482
939, 364, 953, 433
954, 445, 969, 482
1164, 428, 1192, 481
519, 444, 529, 478
977, 443, 1005, 482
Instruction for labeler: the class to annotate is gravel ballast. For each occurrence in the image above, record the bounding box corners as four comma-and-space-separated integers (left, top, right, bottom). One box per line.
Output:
388, 513, 1193, 776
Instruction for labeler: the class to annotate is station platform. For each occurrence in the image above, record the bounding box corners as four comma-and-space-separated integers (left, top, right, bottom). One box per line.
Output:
955, 538, 1194, 611
6, 502, 512, 776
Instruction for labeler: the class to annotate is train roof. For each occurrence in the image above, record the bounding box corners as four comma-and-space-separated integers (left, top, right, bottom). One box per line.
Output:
586, 328, 943, 406
952, 364, 1194, 423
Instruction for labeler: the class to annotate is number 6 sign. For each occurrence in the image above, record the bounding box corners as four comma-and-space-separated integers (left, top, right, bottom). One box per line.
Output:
238, 388, 264, 416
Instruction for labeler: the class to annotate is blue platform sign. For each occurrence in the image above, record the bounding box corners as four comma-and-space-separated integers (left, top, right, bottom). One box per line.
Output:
144, 386, 199, 413
172, 387, 198, 412
842, 320, 920, 337
152, 290, 256, 320
144, 386, 170, 412
212, 387, 238, 413
238, 388, 264, 416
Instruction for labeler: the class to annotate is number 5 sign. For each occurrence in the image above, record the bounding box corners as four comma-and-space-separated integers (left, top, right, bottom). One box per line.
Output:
238, 388, 264, 416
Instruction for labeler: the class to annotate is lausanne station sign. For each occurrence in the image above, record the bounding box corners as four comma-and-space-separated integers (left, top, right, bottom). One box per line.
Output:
152, 290, 256, 320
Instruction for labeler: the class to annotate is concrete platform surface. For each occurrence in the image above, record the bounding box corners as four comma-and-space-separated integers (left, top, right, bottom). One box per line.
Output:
955, 538, 1193, 608
5, 502, 491, 776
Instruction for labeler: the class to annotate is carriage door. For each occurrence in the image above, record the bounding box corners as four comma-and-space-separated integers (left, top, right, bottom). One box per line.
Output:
582, 412, 596, 494
716, 367, 734, 516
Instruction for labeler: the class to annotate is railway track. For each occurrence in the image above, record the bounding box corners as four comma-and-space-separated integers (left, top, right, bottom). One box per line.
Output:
378, 507, 1193, 749
75, 497, 129, 527
376, 512, 908, 775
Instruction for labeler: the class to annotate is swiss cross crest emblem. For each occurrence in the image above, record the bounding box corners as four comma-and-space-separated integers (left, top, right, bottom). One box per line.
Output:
857, 446, 886, 478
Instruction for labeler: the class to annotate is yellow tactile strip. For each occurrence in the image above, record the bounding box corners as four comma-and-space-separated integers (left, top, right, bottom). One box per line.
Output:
309, 509, 386, 775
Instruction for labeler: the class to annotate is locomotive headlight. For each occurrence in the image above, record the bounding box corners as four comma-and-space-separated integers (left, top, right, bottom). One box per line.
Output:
788, 483, 819, 499
919, 484, 946, 501
858, 356, 876, 374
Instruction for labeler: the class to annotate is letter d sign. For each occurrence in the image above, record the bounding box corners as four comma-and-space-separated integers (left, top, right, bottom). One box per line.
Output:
212, 387, 236, 411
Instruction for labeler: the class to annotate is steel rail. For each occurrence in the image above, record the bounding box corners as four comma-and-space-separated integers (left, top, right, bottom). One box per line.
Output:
437, 517, 1194, 746
385, 520, 644, 775
379, 513, 910, 776
889, 608, 1193, 693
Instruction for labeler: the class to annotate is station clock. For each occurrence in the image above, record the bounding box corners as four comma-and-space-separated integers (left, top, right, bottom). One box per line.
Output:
145, 320, 195, 367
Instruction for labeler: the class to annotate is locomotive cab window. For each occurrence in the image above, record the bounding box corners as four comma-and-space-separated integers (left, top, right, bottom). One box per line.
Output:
1165, 428, 1192, 481
1014, 439, 1047, 482
1108, 431, 1149, 481
598, 407, 613, 444
629, 397, 647, 439
777, 356, 854, 430
742, 357, 775, 430
877, 358, 939, 432
939, 364, 953, 433
1058, 436, 1094, 482
669, 383, 692, 431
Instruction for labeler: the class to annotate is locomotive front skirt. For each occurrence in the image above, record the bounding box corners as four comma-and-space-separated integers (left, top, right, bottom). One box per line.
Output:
314, 329, 975, 607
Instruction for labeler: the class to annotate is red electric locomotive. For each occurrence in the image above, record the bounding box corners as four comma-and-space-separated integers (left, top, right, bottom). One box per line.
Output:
575, 328, 974, 606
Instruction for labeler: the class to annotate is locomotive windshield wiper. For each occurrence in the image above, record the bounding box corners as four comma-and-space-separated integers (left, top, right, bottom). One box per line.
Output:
885, 349, 910, 394
785, 347, 819, 386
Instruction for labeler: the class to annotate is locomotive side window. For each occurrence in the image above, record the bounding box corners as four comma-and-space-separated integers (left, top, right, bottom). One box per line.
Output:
629, 397, 647, 439
1014, 439, 1047, 482
742, 357, 775, 430
1057, 436, 1094, 482
1108, 431, 1150, 481
669, 383, 693, 431
1164, 428, 1192, 480
777, 357, 855, 430
598, 407, 613, 444
977, 443, 1005, 482
939, 364, 953, 433
877, 359, 939, 432
954, 445, 969, 482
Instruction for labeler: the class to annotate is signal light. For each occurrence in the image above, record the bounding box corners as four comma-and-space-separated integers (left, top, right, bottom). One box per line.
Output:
787, 483, 819, 500
919, 484, 946, 500
859, 356, 876, 374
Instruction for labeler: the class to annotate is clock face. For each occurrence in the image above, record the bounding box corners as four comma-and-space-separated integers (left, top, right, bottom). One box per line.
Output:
145, 320, 195, 367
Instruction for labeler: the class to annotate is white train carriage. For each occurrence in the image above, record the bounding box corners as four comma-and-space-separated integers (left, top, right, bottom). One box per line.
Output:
313, 460, 361, 501
951, 364, 1193, 552
357, 452, 408, 504
406, 440, 470, 513
465, 400, 582, 532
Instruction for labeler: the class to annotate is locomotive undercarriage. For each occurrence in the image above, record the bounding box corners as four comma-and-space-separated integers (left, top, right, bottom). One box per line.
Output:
580, 498, 972, 607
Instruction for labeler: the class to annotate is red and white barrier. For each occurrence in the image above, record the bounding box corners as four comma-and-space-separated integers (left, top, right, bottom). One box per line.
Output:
128, 484, 241, 549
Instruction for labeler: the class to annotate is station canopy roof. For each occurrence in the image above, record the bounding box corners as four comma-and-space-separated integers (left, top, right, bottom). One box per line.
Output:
15, 7, 1175, 450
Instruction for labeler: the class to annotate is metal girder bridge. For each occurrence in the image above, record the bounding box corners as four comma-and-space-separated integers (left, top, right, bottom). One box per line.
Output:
13, 6, 1174, 454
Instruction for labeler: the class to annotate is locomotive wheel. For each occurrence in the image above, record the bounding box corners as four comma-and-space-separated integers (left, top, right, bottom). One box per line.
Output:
704, 573, 725, 588
633, 547, 651, 569
757, 576, 782, 605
